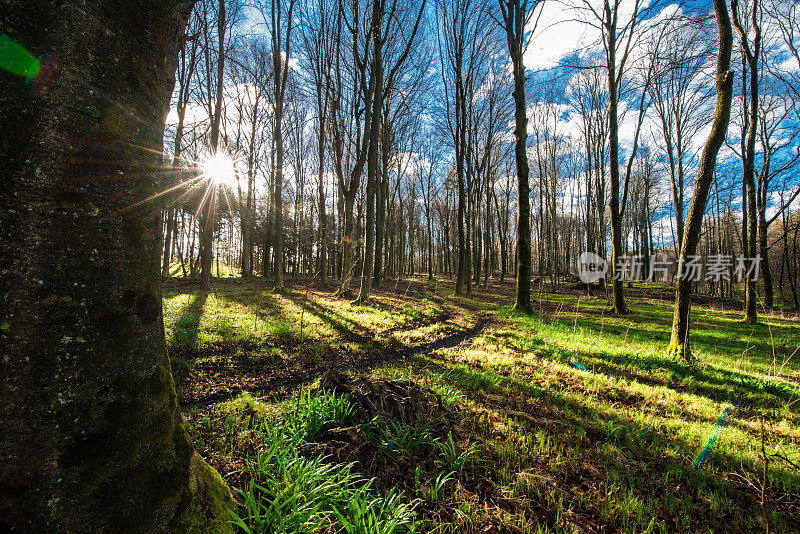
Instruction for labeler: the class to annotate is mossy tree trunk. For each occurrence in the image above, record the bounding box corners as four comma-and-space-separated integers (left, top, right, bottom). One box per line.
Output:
0, 1, 234, 531
498, 0, 537, 315
668, 0, 734, 361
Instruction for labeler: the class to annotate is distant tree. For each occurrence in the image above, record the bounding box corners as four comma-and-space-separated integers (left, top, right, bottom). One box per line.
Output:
419, 128, 446, 280
300, 0, 336, 285
436, 0, 494, 295
259, 0, 298, 290
573, 0, 662, 314
200, 0, 231, 290
354, 0, 427, 304
163, 10, 202, 279
647, 18, 714, 257
229, 37, 272, 278
0, 1, 233, 530
732, 0, 761, 324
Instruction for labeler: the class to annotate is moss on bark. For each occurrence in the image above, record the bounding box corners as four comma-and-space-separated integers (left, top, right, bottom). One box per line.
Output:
1, 1, 235, 531
666, 340, 692, 363
55, 365, 234, 532
166, 452, 236, 534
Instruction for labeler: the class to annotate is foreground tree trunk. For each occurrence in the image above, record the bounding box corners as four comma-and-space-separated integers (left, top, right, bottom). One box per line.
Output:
668, 0, 734, 361
0, 1, 234, 531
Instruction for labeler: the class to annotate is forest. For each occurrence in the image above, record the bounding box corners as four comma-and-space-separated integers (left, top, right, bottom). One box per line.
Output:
1, 0, 800, 532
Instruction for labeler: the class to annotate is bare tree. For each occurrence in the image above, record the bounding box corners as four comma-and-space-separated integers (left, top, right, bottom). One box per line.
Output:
260, 0, 299, 290
300, 0, 337, 284
647, 17, 714, 257
495, 0, 544, 312
669, 0, 734, 360
572, 0, 662, 313
732, 0, 762, 323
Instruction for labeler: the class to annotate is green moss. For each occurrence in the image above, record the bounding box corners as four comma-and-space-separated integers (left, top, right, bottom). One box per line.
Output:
667, 340, 694, 363
56, 364, 232, 531
165, 452, 235, 534
73, 384, 98, 400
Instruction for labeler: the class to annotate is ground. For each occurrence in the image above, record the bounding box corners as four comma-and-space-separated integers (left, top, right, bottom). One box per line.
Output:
163, 275, 800, 533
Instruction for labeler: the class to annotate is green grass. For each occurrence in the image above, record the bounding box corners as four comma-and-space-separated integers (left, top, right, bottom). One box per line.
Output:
175, 277, 800, 532
162, 281, 430, 355
166, 259, 240, 277
371, 288, 800, 532
188, 389, 420, 534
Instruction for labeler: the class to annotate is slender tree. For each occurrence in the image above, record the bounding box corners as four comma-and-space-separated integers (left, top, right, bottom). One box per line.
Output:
732, 0, 761, 324
200, 0, 228, 290
354, 0, 427, 303
496, 0, 543, 313
263, 0, 298, 290
668, 0, 734, 360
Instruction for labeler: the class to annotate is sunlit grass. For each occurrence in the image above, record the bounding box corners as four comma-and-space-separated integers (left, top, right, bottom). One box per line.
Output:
371, 286, 800, 531
170, 277, 800, 532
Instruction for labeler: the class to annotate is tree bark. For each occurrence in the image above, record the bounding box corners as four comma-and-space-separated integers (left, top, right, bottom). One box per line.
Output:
668, 0, 734, 361
270, 0, 296, 291
0, 1, 234, 530
732, 0, 760, 324
499, 0, 534, 313
605, 3, 627, 315
355, 2, 384, 304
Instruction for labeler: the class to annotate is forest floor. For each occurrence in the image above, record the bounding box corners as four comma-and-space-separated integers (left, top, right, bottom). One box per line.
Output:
163, 275, 800, 533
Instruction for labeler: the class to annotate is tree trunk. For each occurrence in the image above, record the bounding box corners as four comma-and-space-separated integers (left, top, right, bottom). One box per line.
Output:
733, 0, 761, 324
274, 108, 285, 290
162, 208, 177, 278
759, 208, 773, 307
0, 1, 233, 530
317, 128, 327, 285
606, 7, 627, 315
373, 148, 387, 286
501, 0, 533, 314
241, 95, 260, 278
201, 0, 226, 291
356, 11, 384, 304
668, 0, 734, 360
427, 212, 434, 281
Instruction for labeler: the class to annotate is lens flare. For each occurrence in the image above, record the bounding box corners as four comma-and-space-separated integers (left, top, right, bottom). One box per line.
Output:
694, 401, 732, 469
198, 149, 239, 189
0, 34, 39, 81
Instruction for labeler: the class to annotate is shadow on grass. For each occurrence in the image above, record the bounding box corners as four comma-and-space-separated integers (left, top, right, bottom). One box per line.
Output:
172, 290, 208, 353
506, 310, 800, 413
401, 351, 800, 533
282, 291, 373, 341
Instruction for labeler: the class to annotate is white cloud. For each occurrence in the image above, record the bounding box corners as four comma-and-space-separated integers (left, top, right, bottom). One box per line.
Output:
524, 1, 683, 73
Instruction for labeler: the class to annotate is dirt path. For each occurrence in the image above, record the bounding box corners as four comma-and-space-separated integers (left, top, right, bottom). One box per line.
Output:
180, 312, 491, 409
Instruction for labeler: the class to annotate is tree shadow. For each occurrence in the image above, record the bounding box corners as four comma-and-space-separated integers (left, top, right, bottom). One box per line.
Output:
401, 351, 800, 532
172, 290, 208, 353
492, 323, 798, 414
282, 291, 372, 341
